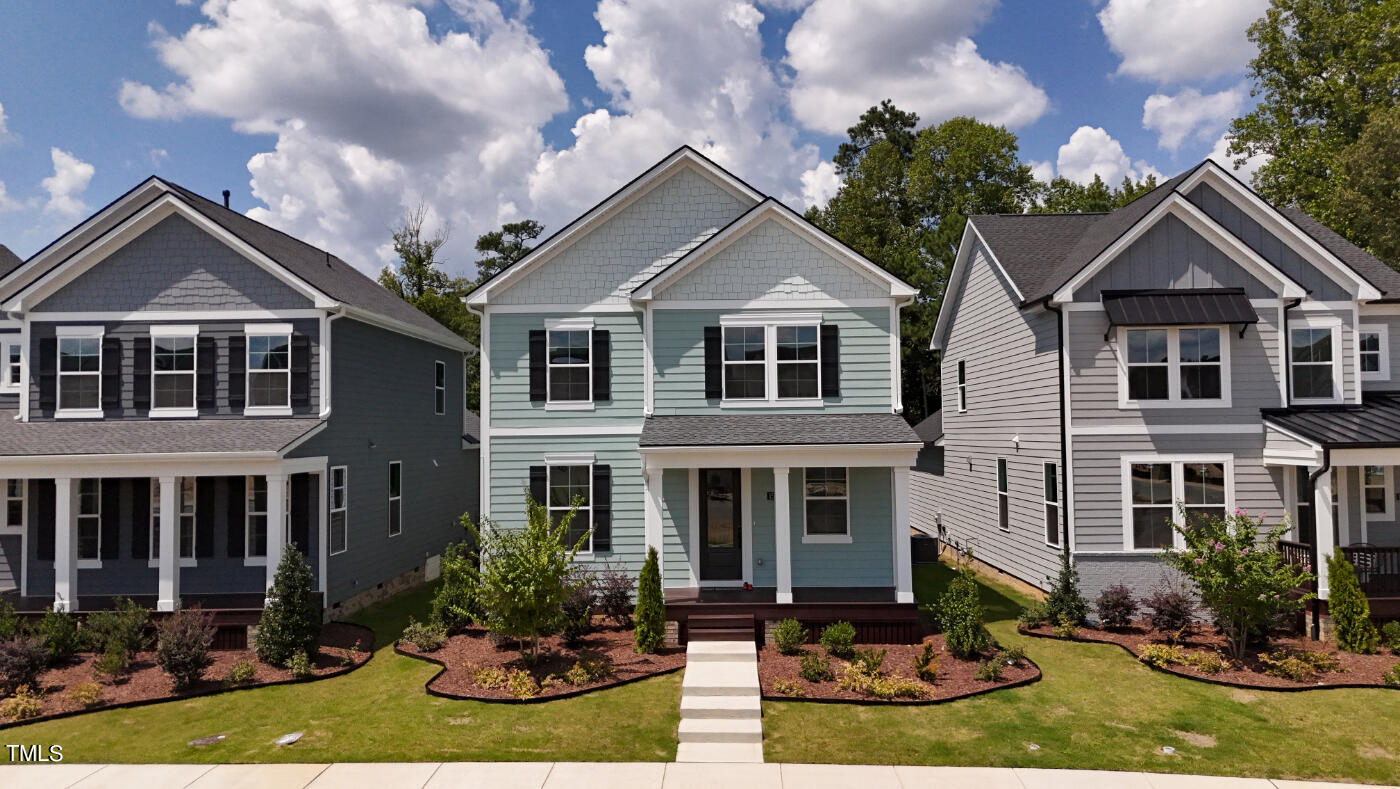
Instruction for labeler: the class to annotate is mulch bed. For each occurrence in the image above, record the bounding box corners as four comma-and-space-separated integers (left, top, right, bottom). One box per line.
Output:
1022, 622, 1400, 690
758, 634, 1040, 704
0, 622, 374, 728
397, 622, 686, 702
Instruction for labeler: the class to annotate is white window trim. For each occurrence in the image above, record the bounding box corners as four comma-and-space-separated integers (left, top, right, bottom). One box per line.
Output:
1118, 454, 1235, 553
719, 313, 825, 408
0, 479, 24, 535
1115, 325, 1232, 409
76, 478, 101, 569
1359, 324, 1390, 382
956, 360, 967, 413
243, 475, 269, 567
329, 465, 348, 556
0, 339, 21, 394
996, 457, 1009, 532
244, 323, 293, 416
150, 328, 200, 418
802, 466, 851, 544
545, 457, 593, 555
148, 478, 198, 568
1043, 462, 1060, 547
544, 321, 594, 409
388, 460, 402, 537
56, 326, 104, 419
434, 360, 446, 416
1362, 465, 1394, 522
1289, 317, 1344, 405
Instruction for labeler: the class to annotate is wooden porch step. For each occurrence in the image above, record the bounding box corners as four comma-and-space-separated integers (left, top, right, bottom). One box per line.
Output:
688, 627, 755, 642
687, 613, 755, 630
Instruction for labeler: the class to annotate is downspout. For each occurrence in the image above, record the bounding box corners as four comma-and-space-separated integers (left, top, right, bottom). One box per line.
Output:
1307, 447, 1331, 641
1282, 297, 1302, 403
318, 307, 345, 419
1042, 298, 1071, 552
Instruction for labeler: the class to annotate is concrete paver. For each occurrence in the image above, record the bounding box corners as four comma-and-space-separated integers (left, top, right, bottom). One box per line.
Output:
187, 763, 331, 789
69, 763, 215, 789
662, 761, 780, 789
1145, 774, 1277, 789
894, 765, 1030, 788
540, 761, 666, 789
0, 762, 106, 789
304, 762, 441, 789
424, 762, 555, 789
780, 762, 904, 789
1015, 767, 1156, 789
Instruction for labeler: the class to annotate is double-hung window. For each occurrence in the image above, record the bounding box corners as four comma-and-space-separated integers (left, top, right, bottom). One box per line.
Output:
546, 323, 591, 404
1043, 463, 1060, 546
1363, 465, 1394, 521
723, 326, 766, 399
720, 313, 824, 405
57, 327, 103, 416
1121, 326, 1226, 406
150, 478, 197, 564
1, 480, 23, 534
151, 326, 197, 416
388, 461, 402, 537
246, 476, 268, 560
996, 458, 1009, 531
1360, 325, 1389, 381
329, 466, 348, 555
0, 340, 20, 394
434, 361, 446, 415
1125, 457, 1230, 550
1290, 321, 1341, 403
246, 325, 291, 413
956, 361, 967, 412
547, 463, 592, 551
776, 326, 819, 399
803, 467, 849, 542
76, 478, 101, 566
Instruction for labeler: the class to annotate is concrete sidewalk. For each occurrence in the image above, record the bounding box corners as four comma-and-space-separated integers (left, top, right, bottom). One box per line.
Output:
0, 762, 1391, 789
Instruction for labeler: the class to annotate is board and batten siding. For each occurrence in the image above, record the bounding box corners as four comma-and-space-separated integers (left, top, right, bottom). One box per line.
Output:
1074, 214, 1275, 301
930, 239, 1062, 589
487, 311, 644, 428
651, 307, 892, 415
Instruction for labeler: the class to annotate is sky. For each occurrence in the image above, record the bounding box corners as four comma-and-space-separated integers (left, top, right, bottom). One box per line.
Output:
0, 0, 1272, 277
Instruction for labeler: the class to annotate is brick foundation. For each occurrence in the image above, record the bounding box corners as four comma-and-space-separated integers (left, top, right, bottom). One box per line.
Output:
328, 563, 429, 620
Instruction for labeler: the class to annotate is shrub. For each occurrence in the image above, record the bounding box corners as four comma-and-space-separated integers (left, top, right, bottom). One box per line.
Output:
564, 656, 612, 685
287, 650, 314, 679
0, 685, 43, 720
31, 609, 82, 665
819, 621, 856, 659
1044, 552, 1089, 627
1095, 584, 1138, 629
1383, 621, 1400, 653
799, 651, 833, 682
66, 681, 102, 707
1142, 582, 1196, 636
560, 575, 596, 649
998, 643, 1028, 667
1161, 508, 1313, 660
472, 665, 509, 689
1384, 663, 1400, 687
226, 659, 257, 684
974, 658, 1003, 682
1328, 553, 1380, 654
84, 597, 150, 657
0, 602, 19, 640
0, 635, 48, 694
771, 619, 808, 656
431, 540, 483, 633
853, 646, 887, 673
1258, 648, 1340, 682
155, 607, 215, 692
1138, 644, 1185, 668
913, 642, 938, 682
1183, 651, 1228, 675
400, 618, 447, 652
255, 549, 322, 666
836, 661, 927, 699
633, 546, 666, 654
594, 563, 635, 628
92, 645, 130, 682
506, 668, 539, 699
1052, 615, 1079, 639
937, 563, 991, 659
774, 678, 805, 697
1017, 601, 1050, 629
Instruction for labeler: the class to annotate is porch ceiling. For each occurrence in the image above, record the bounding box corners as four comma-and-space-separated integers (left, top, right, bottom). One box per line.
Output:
0, 407, 321, 457
1262, 392, 1400, 450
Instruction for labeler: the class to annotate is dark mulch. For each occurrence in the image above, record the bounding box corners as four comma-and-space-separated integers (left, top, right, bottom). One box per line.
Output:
757, 634, 1039, 703
1024, 622, 1400, 689
398, 622, 686, 701
1, 622, 373, 725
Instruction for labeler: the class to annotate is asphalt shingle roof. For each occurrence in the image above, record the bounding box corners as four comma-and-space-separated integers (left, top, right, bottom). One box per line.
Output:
0, 410, 321, 456
912, 410, 942, 444
0, 245, 20, 280
1263, 393, 1400, 449
638, 413, 920, 447
463, 411, 481, 445
1278, 206, 1400, 297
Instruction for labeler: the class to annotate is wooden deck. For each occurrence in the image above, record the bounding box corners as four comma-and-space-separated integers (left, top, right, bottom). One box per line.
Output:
664, 586, 922, 645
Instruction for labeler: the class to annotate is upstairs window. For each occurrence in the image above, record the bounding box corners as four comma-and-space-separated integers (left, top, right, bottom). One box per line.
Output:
1126, 328, 1168, 400
246, 330, 291, 410
0, 341, 20, 393
723, 326, 766, 399
957, 360, 967, 412
434, 361, 446, 415
151, 328, 197, 414
57, 330, 102, 414
1290, 323, 1340, 402
547, 329, 591, 402
1121, 327, 1227, 406
1360, 325, 1389, 381
718, 314, 826, 405
776, 326, 819, 399
996, 458, 1009, 531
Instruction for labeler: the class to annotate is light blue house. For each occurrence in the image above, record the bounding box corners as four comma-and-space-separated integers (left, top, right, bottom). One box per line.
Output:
466, 148, 923, 642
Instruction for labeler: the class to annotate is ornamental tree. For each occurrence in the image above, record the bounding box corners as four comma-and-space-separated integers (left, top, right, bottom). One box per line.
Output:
1160, 508, 1314, 661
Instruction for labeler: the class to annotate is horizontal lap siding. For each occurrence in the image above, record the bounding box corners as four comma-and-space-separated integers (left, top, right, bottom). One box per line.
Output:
661, 468, 689, 586
0, 535, 18, 591
910, 469, 938, 536
651, 307, 891, 415
931, 242, 1062, 590
750, 469, 777, 587
788, 467, 893, 587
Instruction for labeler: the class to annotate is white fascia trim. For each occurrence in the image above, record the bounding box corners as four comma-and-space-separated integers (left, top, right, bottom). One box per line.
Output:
337, 305, 474, 354
480, 303, 639, 314
468, 149, 764, 307
1051, 194, 1307, 304
544, 317, 595, 330
1262, 420, 1324, 451
653, 298, 893, 310
931, 222, 994, 350
719, 311, 822, 326
278, 422, 329, 456
1072, 423, 1262, 436
29, 309, 324, 322
544, 452, 596, 465
489, 424, 644, 437
149, 324, 200, 338
1178, 164, 1383, 301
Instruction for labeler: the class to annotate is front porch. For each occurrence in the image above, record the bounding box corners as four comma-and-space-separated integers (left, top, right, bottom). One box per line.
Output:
663, 585, 921, 644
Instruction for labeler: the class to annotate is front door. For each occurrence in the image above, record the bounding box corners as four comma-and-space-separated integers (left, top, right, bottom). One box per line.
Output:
699, 468, 742, 582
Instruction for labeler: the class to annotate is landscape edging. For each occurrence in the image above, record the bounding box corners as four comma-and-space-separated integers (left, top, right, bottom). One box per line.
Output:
760, 656, 1042, 705
0, 621, 377, 731
393, 642, 684, 704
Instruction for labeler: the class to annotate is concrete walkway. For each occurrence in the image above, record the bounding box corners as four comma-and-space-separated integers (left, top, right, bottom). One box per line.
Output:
0, 763, 1390, 789
675, 639, 763, 763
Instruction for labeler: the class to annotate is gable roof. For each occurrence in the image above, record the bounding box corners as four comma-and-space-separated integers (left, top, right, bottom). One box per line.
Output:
1278, 207, 1400, 299
0, 245, 20, 280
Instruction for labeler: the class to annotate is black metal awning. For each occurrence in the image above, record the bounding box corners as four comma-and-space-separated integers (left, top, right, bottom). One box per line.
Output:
1101, 288, 1258, 338
1263, 392, 1400, 449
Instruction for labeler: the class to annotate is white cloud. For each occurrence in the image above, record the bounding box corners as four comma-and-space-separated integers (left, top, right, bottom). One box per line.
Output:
1099, 0, 1269, 85
1054, 126, 1158, 186
784, 0, 1048, 135
1142, 84, 1246, 152
1208, 133, 1269, 182
41, 148, 94, 218
1027, 159, 1054, 184
0, 181, 22, 213
800, 160, 840, 209
0, 101, 13, 144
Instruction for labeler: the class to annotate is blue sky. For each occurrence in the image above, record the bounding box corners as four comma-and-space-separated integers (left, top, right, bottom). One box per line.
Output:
0, 0, 1270, 275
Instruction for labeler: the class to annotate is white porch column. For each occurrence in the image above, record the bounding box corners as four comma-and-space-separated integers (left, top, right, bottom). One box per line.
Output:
1314, 467, 1335, 600
52, 477, 76, 612
643, 467, 663, 580
893, 467, 914, 604
774, 467, 793, 604
265, 473, 287, 600
156, 476, 179, 612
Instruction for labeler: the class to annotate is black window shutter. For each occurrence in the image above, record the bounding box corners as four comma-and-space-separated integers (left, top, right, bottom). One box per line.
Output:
592, 465, 611, 552
290, 333, 311, 408
132, 336, 152, 411
196, 476, 216, 558
528, 330, 547, 403
132, 478, 150, 559
703, 326, 722, 399
591, 330, 611, 402
529, 465, 547, 508
196, 336, 217, 410
227, 335, 247, 410
226, 476, 246, 558
100, 479, 121, 561
290, 473, 310, 555
37, 337, 57, 413
34, 480, 55, 561
820, 323, 840, 398
101, 336, 122, 412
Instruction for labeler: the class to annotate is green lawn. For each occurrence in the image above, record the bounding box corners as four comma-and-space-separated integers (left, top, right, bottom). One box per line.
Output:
1, 583, 681, 764
764, 562, 1400, 784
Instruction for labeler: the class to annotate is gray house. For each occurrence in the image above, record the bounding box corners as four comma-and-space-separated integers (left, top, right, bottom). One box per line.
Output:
920, 159, 1400, 622
0, 178, 478, 619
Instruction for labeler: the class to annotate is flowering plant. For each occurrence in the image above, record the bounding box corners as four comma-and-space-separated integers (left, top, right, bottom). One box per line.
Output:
1160, 507, 1314, 660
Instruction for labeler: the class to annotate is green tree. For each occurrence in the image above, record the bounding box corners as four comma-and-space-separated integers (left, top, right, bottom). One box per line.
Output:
1228, 0, 1400, 240
1334, 105, 1400, 265
255, 549, 323, 666
1327, 552, 1380, 653
633, 546, 665, 654
1033, 174, 1159, 214
473, 219, 545, 284
1044, 551, 1089, 627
